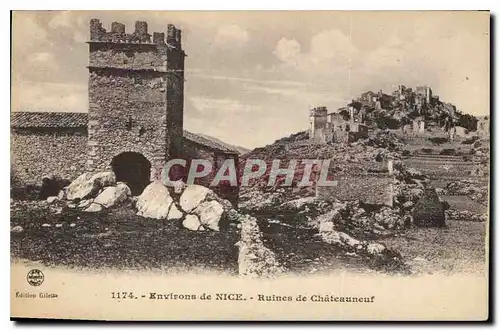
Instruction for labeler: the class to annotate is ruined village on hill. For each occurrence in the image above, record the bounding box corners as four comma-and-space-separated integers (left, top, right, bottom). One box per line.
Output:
11, 19, 489, 277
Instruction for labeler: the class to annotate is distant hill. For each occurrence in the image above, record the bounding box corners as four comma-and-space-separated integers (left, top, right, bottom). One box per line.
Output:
194, 133, 251, 155
345, 85, 480, 132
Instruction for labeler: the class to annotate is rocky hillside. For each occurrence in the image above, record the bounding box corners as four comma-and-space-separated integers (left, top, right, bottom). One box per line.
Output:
238, 129, 404, 197
345, 87, 481, 131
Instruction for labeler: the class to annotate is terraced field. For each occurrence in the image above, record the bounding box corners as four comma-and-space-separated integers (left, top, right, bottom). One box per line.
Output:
392, 153, 489, 274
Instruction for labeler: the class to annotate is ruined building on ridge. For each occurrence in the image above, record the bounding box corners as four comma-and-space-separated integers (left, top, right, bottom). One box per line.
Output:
309, 105, 368, 144
11, 19, 239, 203
310, 84, 489, 144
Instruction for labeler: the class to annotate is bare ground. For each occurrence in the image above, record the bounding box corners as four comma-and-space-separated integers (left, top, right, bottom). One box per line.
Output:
10, 207, 240, 274
380, 219, 487, 275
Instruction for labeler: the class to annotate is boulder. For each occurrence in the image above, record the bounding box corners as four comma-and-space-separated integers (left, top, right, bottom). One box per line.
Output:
318, 221, 335, 232
182, 214, 204, 231
136, 181, 182, 220
11, 225, 23, 233
412, 188, 446, 227
92, 182, 131, 209
278, 197, 316, 213
66, 172, 116, 201
311, 209, 343, 228
47, 196, 59, 204
57, 187, 67, 200
373, 207, 401, 229
172, 180, 186, 195
77, 199, 92, 209
402, 201, 414, 210
179, 185, 211, 212
85, 203, 103, 213
193, 200, 224, 231
92, 171, 116, 187
366, 243, 386, 255
208, 195, 240, 222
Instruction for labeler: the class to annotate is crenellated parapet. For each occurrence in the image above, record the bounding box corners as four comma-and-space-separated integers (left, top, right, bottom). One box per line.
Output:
89, 19, 182, 49
309, 106, 328, 118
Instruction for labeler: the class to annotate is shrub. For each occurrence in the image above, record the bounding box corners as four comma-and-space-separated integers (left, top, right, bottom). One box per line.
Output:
421, 148, 434, 155
402, 150, 412, 157
428, 137, 448, 145
462, 136, 480, 145
439, 148, 456, 156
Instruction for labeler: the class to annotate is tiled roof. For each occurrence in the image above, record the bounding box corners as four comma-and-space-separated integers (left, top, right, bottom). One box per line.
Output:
11, 111, 88, 128
11, 111, 239, 154
183, 130, 239, 154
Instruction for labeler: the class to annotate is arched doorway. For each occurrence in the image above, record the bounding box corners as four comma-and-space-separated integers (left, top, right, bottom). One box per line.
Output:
111, 152, 151, 196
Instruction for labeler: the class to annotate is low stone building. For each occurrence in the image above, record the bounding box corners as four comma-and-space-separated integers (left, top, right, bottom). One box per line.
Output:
11, 112, 89, 184
11, 19, 240, 204
11, 112, 240, 203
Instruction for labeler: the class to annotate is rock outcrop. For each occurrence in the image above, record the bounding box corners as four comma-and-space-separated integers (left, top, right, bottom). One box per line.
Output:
412, 188, 446, 227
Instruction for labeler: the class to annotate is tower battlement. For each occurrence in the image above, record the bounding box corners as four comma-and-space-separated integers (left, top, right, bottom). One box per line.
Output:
89, 19, 182, 48
310, 106, 328, 117
87, 19, 185, 182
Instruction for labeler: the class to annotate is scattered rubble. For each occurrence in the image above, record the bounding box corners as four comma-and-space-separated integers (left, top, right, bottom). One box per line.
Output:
443, 180, 488, 205
314, 203, 406, 270
446, 210, 487, 222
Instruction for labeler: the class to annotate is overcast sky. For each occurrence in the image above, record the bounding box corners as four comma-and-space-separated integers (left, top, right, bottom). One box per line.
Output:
12, 11, 489, 148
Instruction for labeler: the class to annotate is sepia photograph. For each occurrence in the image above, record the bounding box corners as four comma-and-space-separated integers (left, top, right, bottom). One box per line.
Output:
10, 10, 490, 321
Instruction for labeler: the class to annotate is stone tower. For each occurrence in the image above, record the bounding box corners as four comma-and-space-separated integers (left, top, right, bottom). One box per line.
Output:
309, 106, 328, 143
86, 19, 185, 194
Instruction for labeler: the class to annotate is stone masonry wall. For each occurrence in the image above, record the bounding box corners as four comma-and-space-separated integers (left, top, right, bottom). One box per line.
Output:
87, 69, 169, 179
11, 129, 87, 184
87, 20, 185, 180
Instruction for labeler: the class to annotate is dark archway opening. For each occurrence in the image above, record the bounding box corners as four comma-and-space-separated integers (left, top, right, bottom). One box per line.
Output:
111, 152, 151, 196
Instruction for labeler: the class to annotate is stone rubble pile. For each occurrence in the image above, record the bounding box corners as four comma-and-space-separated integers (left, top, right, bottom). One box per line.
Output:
313, 202, 405, 269
445, 210, 488, 222
45, 171, 132, 213
443, 180, 488, 205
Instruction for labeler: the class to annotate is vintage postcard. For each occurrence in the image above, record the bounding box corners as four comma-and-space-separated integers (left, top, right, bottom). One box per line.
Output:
10, 10, 490, 321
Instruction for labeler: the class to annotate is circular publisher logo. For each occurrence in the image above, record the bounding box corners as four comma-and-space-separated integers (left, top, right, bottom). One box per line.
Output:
27, 269, 44, 287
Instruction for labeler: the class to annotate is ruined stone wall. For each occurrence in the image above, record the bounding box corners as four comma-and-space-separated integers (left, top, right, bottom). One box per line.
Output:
182, 139, 239, 205
11, 129, 87, 184
87, 20, 184, 181
316, 175, 394, 206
